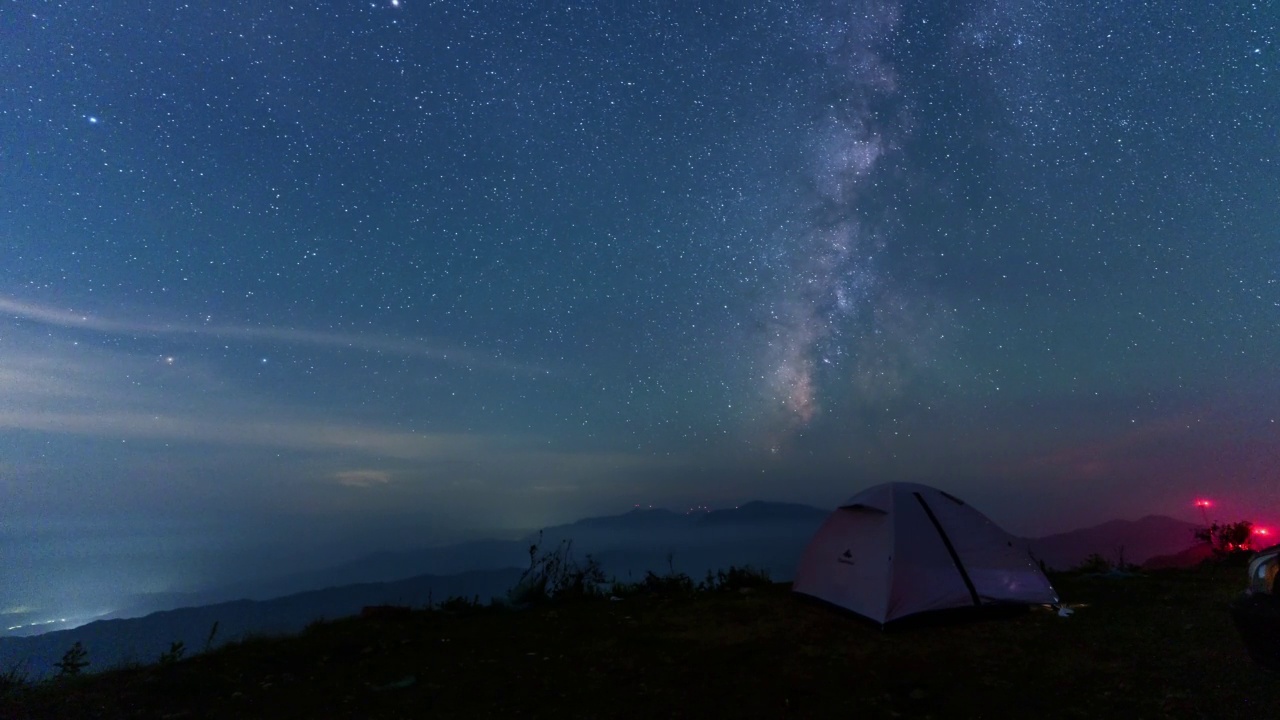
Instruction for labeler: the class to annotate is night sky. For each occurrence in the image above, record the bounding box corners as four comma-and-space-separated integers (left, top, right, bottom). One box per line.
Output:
2, 1, 1277, 615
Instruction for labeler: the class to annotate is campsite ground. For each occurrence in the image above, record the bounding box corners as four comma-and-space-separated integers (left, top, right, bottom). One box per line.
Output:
1, 565, 1275, 719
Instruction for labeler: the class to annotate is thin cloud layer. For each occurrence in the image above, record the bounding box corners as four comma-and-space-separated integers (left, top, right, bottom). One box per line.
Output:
335, 470, 394, 488
0, 296, 547, 375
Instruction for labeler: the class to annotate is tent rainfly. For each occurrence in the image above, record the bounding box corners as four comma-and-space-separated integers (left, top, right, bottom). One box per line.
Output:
792, 482, 1058, 624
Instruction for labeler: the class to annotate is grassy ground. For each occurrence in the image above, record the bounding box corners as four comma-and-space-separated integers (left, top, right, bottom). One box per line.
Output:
1, 565, 1274, 719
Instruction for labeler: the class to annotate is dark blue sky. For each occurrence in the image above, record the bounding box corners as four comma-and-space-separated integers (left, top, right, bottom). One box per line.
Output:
1, 0, 1277, 613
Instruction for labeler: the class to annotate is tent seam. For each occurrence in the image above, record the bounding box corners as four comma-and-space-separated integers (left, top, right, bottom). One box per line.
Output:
913, 491, 981, 607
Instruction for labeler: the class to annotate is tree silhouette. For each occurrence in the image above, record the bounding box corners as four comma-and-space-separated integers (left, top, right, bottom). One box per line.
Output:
54, 642, 89, 678
1194, 520, 1255, 557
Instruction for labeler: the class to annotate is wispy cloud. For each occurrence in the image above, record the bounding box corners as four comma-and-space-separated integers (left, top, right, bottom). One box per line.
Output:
0, 335, 484, 460
0, 296, 547, 375
0, 408, 482, 460
335, 470, 394, 488
0, 360, 89, 400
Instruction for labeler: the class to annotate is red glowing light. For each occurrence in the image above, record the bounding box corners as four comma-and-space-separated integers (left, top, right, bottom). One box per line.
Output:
1255, 527, 1271, 536
1194, 499, 1213, 508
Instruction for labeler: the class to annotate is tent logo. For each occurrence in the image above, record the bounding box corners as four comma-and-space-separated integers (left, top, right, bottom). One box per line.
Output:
837, 549, 855, 565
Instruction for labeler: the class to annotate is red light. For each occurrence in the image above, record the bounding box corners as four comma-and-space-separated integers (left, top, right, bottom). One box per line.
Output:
1255, 527, 1271, 536
1195, 499, 1213, 508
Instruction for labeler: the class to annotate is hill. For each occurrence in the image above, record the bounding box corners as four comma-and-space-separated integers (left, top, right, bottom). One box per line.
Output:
1026, 515, 1201, 570
0, 569, 522, 681
1143, 542, 1217, 570
0, 566, 1272, 719
163, 501, 827, 611
697, 501, 829, 526
567, 507, 688, 530
0, 502, 829, 681
0, 505, 1213, 684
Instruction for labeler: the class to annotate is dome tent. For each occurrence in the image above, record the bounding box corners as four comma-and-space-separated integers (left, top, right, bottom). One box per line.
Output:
792, 482, 1057, 624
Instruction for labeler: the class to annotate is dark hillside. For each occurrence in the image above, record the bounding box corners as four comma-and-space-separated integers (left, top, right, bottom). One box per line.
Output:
1, 566, 1273, 719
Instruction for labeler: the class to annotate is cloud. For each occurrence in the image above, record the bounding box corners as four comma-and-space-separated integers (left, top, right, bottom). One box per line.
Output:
0, 296, 547, 375
335, 470, 393, 488
530, 484, 579, 493
0, 408, 482, 460
0, 354, 98, 401
0, 336, 667, 504
0, 321, 671, 526
0, 334, 485, 460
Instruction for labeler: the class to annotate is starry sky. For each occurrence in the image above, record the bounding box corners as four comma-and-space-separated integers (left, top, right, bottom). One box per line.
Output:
2, 0, 1277, 612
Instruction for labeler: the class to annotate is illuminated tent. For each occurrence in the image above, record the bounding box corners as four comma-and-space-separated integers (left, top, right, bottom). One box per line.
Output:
792, 482, 1058, 624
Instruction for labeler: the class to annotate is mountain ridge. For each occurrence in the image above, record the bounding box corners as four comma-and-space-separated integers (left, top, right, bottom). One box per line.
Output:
1, 503, 1211, 680
1023, 514, 1201, 570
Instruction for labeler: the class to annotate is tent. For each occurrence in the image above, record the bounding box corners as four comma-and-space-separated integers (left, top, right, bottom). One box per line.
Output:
792, 482, 1057, 624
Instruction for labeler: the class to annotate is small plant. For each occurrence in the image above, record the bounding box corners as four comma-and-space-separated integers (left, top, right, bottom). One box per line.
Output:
110, 655, 143, 672
1067, 547, 1140, 574
203, 620, 220, 653
437, 595, 482, 612
158, 641, 186, 665
0, 661, 29, 697
701, 565, 773, 592
644, 570, 695, 594
1071, 553, 1114, 574
54, 641, 89, 678
506, 533, 607, 606
608, 577, 639, 596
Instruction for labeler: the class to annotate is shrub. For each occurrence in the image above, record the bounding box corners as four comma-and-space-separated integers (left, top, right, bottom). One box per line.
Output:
437, 595, 483, 612
158, 641, 186, 665
507, 534, 607, 606
611, 570, 696, 598
359, 605, 413, 621
0, 661, 29, 697
1071, 553, 1114, 574
642, 570, 695, 594
701, 565, 773, 592
1195, 521, 1255, 559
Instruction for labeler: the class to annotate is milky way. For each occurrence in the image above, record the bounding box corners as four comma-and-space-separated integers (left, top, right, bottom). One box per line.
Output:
762, 1, 909, 442
1, 0, 1276, 619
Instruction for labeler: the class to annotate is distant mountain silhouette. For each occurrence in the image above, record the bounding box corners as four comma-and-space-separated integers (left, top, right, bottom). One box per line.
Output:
190, 538, 530, 606
698, 501, 829, 526
1, 502, 834, 679
567, 507, 688, 530
85, 501, 829, 621
6, 503, 1213, 681
527, 501, 828, 584
0, 568, 523, 681
1025, 515, 1201, 570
